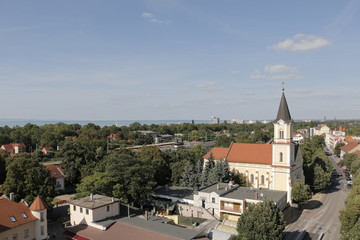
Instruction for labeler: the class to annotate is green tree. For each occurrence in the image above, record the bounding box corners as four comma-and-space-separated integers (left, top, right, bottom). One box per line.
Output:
3, 154, 55, 206
291, 180, 312, 206
215, 135, 233, 147
76, 172, 116, 198
61, 138, 106, 184
334, 142, 345, 156
343, 218, 360, 240
0, 151, 6, 184
229, 171, 246, 186
231, 200, 285, 240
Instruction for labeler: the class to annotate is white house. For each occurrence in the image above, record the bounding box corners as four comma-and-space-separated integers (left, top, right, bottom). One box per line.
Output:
68, 194, 120, 230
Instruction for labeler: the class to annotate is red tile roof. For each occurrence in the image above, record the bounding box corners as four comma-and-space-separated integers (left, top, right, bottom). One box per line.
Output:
29, 197, 47, 211
226, 143, 272, 165
0, 197, 37, 232
340, 142, 359, 152
45, 164, 65, 179
344, 136, 356, 143
203, 147, 229, 160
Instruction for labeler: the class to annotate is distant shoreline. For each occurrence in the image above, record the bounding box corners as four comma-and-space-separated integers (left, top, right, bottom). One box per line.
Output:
0, 119, 357, 128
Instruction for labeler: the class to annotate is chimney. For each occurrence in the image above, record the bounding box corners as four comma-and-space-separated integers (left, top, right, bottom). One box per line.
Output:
10, 192, 15, 201
111, 197, 114, 203
90, 193, 93, 201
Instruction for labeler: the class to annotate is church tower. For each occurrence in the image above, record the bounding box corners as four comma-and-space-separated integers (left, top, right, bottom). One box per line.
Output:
274, 88, 293, 144
271, 88, 297, 203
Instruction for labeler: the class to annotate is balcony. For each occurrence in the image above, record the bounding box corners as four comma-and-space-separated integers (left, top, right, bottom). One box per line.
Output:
220, 205, 242, 214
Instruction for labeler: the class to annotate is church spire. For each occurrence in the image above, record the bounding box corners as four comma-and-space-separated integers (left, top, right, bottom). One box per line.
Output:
275, 88, 292, 123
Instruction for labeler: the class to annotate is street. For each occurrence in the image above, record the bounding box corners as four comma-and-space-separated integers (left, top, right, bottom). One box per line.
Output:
285, 155, 348, 240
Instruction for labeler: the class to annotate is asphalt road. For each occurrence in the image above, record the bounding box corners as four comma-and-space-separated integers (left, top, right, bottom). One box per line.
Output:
285, 155, 348, 240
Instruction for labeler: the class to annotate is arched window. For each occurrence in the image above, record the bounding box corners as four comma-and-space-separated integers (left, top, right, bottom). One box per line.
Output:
261, 175, 265, 185
279, 131, 284, 139
280, 152, 283, 162
250, 174, 254, 183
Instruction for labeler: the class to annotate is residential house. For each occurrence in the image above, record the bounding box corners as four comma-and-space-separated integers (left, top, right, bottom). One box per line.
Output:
65, 194, 207, 240
41, 147, 53, 156
340, 142, 360, 159
1, 143, 26, 156
0, 196, 48, 240
44, 164, 66, 191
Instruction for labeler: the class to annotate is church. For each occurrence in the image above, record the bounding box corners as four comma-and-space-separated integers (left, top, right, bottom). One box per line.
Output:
203, 90, 305, 203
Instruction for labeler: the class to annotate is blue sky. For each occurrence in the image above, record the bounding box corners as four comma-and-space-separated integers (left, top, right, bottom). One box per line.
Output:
1, 0, 359, 121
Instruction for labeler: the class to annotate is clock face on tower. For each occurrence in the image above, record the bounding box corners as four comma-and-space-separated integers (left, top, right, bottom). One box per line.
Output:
278, 121, 284, 127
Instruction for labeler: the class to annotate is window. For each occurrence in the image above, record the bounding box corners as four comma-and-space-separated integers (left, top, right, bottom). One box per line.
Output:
73, 205, 76, 211
9, 216, 16, 222
40, 212, 44, 222
40, 226, 44, 236
212, 197, 215, 203
250, 174, 254, 183
21, 212, 28, 219
86, 209, 89, 215
279, 130, 284, 139
80, 207, 83, 213
261, 175, 265, 185
24, 229, 29, 238
106, 206, 110, 212
280, 152, 283, 162
12, 234, 17, 240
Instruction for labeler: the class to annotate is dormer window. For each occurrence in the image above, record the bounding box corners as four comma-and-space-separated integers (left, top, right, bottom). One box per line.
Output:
20, 212, 28, 219
9, 216, 16, 222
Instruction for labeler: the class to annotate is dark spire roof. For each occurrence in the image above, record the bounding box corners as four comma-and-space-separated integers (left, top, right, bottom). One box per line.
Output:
275, 90, 292, 123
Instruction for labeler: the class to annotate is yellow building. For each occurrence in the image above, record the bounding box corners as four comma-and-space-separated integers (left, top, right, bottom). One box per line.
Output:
204, 90, 305, 204
0, 196, 48, 240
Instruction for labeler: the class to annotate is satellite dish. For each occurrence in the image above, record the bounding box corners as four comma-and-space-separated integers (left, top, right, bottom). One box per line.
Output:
260, 193, 264, 198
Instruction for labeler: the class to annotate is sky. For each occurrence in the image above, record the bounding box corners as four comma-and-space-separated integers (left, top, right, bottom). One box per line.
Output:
1, 0, 360, 121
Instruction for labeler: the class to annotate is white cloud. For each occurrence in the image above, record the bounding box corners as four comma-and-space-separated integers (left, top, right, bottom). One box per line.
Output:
250, 74, 301, 80
141, 12, 169, 24
264, 65, 298, 73
142, 12, 154, 18
230, 69, 240, 74
195, 82, 216, 90
271, 34, 330, 51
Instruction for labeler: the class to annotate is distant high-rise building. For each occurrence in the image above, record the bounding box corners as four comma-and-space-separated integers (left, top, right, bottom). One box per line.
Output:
210, 116, 220, 124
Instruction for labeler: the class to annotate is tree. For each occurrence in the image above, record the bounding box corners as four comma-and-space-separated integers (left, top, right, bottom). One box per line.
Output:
76, 172, 116, 198
3, 154, 55, 206
231, 200, 285, 240
291, 180, 312, 206
61, 138, 106, 184
334, 142, 345, 156
215, 135, 233, 147
0, 150, 6, 184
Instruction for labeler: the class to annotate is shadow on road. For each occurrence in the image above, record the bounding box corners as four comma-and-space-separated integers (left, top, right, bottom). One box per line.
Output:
303, 200, 322, 210
285, 230, 311, 240
284, 206, 302, 225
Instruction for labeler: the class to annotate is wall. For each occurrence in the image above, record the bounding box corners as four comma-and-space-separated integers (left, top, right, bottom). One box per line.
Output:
176, 203, 215, 220
0, 221, 36, 240
70, 202, 120, 226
